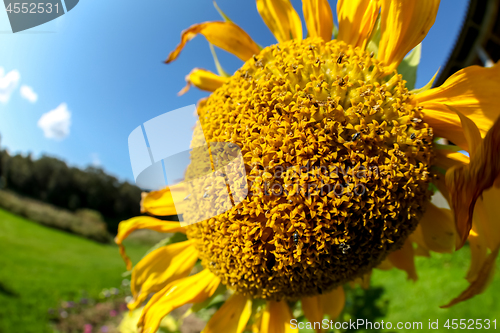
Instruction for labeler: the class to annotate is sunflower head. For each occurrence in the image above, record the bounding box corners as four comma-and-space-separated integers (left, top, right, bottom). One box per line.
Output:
184, 37, 434, 300
116, 1, 500, 332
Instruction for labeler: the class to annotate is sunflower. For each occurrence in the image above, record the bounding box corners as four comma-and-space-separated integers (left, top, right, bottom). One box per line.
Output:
116, 0, 500, 332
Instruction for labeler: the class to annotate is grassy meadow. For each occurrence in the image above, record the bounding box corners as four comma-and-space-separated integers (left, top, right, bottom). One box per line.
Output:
1, 206, 500, 333
0, 208, 149, 333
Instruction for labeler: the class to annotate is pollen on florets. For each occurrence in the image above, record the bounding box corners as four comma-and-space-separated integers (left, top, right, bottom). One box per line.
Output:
184, 37, 434, 300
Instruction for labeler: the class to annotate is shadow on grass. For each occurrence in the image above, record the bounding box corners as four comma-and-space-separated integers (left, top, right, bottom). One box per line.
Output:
0, 281, 18, 297
344, 286, 393, 332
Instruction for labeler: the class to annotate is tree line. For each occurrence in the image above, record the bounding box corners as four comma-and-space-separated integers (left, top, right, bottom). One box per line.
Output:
0, 149, 142, 233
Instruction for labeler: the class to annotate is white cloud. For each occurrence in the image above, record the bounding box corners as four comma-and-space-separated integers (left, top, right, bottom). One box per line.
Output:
20, 85, 38, 103
0, 67, 21, 103
91, 153, 101, 167
37, 103, 71, 140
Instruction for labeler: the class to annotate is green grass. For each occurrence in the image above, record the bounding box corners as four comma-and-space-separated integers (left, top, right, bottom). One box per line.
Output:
0, 208, 150, 333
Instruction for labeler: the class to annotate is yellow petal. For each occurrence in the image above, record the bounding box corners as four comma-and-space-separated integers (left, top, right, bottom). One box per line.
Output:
432, 175, 451, 204
434, 149, 469, 170
260, 300, 295, 333
202, 293, 252, 333
301, 295, 323, 330
414, 243, 431, 257
441, 244, 500, 308
141, 183, 188, 216
378, 0, 440, 72
129, 240, 198, 310
474, 188, 500, 252
256, 0, 303, 43
250, 307, 264, 333
445, 117, 500, 248
337, 0, 379, 49
303, 0, 333, 41
408, 225, 430, 256
452, 106, 483, 156
418, 202, 456, 253
166, 21, 260, 63
114, 216, 185, 270
350, 271, 372, 289
179, 68, 228, 96
466, 227, 488, 283
138, 269, 221, 333
416, 63, 500, 150
387, 237, 418, 280
320, 287, 345, 321
376, 258, 393, 270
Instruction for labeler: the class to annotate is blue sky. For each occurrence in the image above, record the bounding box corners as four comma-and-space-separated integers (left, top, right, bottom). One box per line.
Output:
0, 0, 469, 183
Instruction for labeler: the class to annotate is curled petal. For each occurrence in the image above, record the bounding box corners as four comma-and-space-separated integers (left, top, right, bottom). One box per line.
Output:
337, 0, 379, 49
129, 240, 198, 310
114, 216, 185, 270
202, 293, 252, 333
257, 0, 303, 43
445, 116, 500, 248
179, 68, 228, 96
378, 0, 440, 72
303, 0, 333, 41
441, 245, 500, 308
416, 63, 500, 150
166, 21, 260, 63
138, 269, 220, 333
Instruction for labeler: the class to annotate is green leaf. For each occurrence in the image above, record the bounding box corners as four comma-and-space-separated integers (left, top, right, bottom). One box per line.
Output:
209, 43, 230, 77
434, 143, 462, 152
332, 23, 338, 40
213, 1, 232, 22
397, 43, 422, 90
190, 284, 227, 313
412, 67, 440, 95
141, 232, 188, 260
366, 15, 381, 57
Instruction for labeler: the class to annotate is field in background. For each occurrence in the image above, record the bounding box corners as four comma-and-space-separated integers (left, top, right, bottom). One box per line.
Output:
1, 207, 500, 333
0, 190, 111, 243
0, 208, 150, 333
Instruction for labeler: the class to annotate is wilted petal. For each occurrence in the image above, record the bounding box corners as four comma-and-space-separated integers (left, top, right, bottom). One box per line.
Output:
179, 68, 228, 95
166, 21, 260, 63
115, 216, 185, 270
